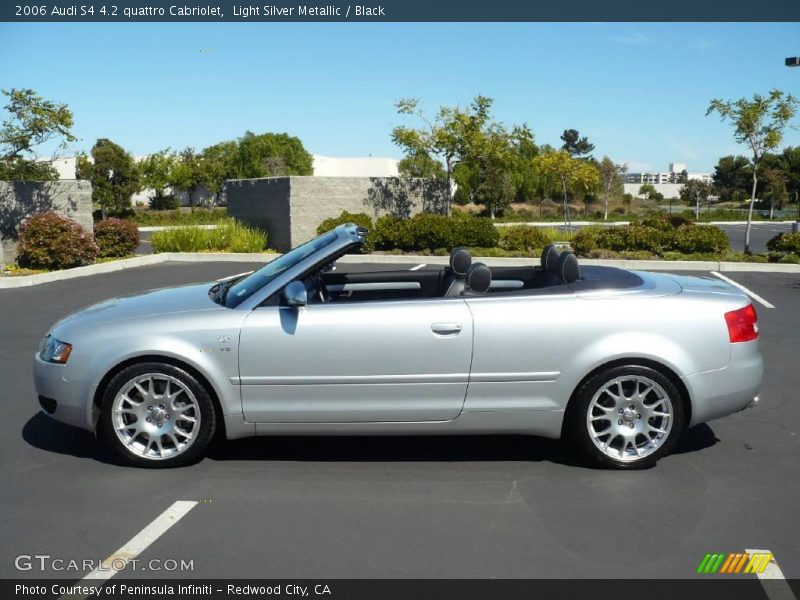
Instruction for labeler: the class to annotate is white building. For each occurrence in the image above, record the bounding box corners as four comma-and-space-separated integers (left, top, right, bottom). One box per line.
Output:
311, 154, 399, 177
622, 162, 713, 198
623, 162, 713, 186
41, 153, 402, 206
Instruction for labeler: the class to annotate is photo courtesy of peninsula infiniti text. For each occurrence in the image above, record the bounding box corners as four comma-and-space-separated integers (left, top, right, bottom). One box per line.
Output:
33, 223, 764, 469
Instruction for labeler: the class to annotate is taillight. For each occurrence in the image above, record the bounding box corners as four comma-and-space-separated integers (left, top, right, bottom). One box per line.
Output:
724, 304, 758, 343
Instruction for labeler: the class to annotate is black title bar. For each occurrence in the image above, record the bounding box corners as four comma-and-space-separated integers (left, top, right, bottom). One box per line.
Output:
3, 0, 800, 22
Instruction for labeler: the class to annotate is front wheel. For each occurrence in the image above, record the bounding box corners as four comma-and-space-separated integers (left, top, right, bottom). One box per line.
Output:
568, 365, 686, 469
98, 363, 216, 468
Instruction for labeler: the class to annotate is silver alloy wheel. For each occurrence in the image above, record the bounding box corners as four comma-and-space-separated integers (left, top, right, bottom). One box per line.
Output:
111, 373, 201, 460
586, 375, 673, 462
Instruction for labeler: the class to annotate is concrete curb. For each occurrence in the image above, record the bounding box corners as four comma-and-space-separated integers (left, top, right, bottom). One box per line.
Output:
2, 251, 799, 289
493, 221, 798, 227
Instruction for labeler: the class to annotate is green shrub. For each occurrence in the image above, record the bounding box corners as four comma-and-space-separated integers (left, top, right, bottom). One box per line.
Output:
672, 225, 729, 254
130, 208, 229, 226
571, 227, 600, 255
150, 220, 267, 253
405, 213, 453, 251
316, 211, 375, 252
641, 215, 694, 231
149, 193, 180, 211
17, 212, 99, 270
766, 232, 800, 255
498, 226, 548, 251
210, 221, 269, 253
372, 215, 412, 251
595, 226, 669, 254
94, 218, 139, 258
455, 216, 500, 248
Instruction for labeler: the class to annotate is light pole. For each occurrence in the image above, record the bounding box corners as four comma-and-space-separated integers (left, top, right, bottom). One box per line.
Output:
790, 58, 800, 231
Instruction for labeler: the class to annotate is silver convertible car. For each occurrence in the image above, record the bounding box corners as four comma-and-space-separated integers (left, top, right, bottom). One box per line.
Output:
34, 223, 763, 469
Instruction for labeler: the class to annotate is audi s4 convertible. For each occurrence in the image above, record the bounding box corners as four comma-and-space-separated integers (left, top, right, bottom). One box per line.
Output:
33, 223, 763, 469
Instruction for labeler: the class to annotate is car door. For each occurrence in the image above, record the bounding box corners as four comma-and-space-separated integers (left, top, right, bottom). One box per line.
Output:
238, 297, 473, 423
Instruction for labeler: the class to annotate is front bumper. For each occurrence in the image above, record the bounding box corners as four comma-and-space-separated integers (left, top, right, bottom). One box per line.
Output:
683, 341, 764, 426
33, 354, 97, 431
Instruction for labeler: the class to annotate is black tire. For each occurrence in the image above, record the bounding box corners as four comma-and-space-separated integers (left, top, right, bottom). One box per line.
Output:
567, 365, 686, 469
98, 362, 216, 468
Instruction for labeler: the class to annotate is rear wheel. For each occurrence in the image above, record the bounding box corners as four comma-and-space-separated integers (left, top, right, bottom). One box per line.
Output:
568, 365, 686, 469
99, 363, 216, 468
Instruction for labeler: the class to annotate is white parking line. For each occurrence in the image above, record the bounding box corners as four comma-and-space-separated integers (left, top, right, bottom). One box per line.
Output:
710, 272, 775, 309
60, 501, 197, 599
746, 549, 796, 600
409, 263, 427, 271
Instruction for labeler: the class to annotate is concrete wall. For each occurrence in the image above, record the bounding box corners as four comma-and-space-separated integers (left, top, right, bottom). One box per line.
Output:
0, 180, 93, 266
227, 176, 447, 251
227, 177, 293, 252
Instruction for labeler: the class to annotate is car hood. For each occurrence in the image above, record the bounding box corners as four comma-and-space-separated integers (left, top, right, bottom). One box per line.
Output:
51, 282, 222, 332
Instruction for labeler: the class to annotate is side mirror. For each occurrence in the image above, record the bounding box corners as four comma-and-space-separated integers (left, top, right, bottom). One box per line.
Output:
281, 281, 307, 308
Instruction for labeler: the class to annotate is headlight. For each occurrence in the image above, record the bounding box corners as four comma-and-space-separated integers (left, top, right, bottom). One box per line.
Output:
39, 335, 73, 364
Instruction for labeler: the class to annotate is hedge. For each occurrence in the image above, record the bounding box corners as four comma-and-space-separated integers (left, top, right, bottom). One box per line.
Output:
572, 223, 729, 256
316, 211, 499, 253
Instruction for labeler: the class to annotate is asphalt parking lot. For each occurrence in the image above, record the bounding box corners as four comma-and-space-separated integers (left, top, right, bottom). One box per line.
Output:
0, 260, 798, 582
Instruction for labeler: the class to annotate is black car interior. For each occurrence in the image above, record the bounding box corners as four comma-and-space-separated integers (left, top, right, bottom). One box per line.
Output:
303, 243, 635, 304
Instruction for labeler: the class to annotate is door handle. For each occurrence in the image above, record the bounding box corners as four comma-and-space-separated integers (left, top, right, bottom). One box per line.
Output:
431, 322, 462, 335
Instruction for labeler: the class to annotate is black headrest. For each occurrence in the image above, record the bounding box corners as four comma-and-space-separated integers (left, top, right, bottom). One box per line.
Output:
450, 247, 472, 276
541, 244, 561, 274
465, 262, 492, 294
557, 251, 580, 283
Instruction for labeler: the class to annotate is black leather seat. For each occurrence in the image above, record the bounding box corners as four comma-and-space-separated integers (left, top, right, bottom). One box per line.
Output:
442, 247, 472, 297
462, 262, 492, 295
541, 244, 561, 273
556, 251, 581, 283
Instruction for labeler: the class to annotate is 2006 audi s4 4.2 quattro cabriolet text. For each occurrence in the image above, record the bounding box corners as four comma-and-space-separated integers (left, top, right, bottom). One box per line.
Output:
33, 223, 763, 469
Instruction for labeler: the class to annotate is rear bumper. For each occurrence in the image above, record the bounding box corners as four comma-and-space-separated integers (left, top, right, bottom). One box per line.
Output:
683, 341, 763, 426
32, 354, 97, 431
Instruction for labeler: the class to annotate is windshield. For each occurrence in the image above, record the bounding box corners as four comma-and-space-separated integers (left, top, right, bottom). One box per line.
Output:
220, 230, 339, 308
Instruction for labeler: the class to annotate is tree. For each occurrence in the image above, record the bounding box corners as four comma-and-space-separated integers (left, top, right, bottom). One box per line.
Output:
534, 150, 600, 226
760, 168, 788, 218
235, 131, 313, 178
392, 95, 496, 212
76, 139, 140, 219
470, 131, 518, 219
138, 149, 177, 201
597, 157, 626, 220
711, 155, 752, 202
169, 148, 209, 211
638, 183, 658, 200
560, 129, 595, 159
779, 146, 800, 214
680, 179, 712, 219
398, 152, 446, 178
707, 90, 798, 253
0, 88, 76, 181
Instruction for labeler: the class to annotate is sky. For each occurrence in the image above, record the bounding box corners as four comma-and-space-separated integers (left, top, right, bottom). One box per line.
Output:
1, 22, 799, 172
